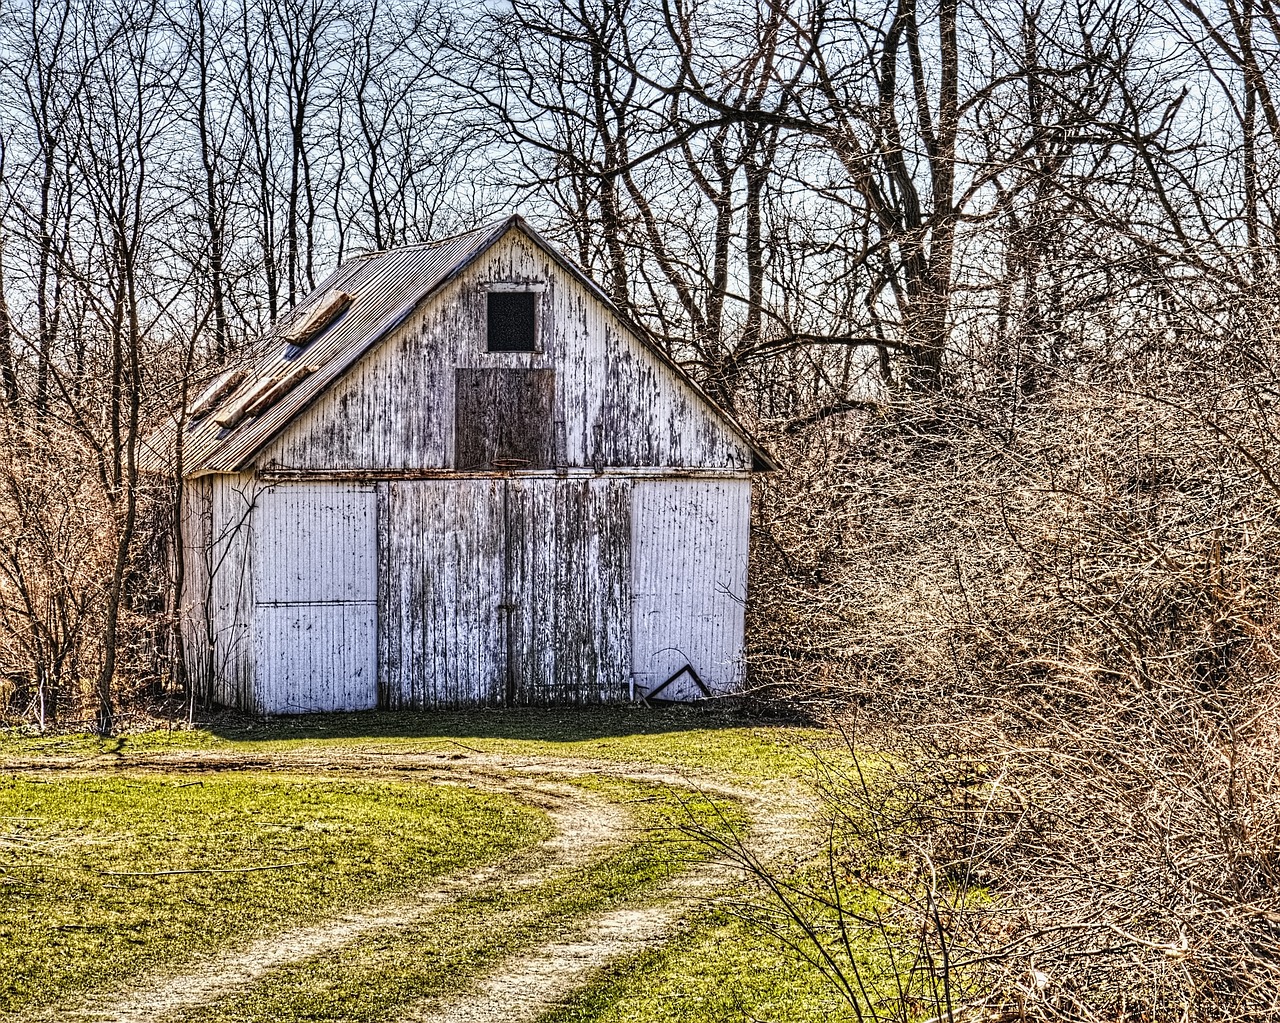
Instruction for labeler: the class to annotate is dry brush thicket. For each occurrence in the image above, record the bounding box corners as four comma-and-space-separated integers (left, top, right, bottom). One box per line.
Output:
746, 371, 1280, 1018
2, 0, 1280, 1014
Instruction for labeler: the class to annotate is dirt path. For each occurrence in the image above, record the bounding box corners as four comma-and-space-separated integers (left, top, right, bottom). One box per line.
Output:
34, 776, 632, 1023
405, 905, 677, 1023
392, 755, 813, 1023
19, 748, 818, 1023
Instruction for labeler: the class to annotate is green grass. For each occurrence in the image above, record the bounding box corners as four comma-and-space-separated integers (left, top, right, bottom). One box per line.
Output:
0, 772, 550, 1015
0, 706, 845, 785
539, 908, 860, 1023
536, 848, 920, 1023
172, 777, 747, 1023
0, 709, 880, 1022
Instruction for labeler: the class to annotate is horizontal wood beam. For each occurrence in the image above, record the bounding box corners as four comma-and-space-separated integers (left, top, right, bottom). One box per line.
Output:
254, 467, 754, 483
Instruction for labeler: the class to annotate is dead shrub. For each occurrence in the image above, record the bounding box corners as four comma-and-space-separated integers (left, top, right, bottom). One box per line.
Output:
746, 375, 1280, 1020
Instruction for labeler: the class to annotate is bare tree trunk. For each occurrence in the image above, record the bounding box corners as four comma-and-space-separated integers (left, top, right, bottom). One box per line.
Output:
194, 0, 230, 362
0, 238, 18, 408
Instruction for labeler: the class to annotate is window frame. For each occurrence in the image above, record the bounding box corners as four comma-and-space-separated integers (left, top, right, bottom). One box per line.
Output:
483, 282, 545, 354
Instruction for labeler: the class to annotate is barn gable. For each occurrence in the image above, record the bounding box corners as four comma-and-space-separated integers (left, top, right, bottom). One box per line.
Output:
146, 216, 772, 478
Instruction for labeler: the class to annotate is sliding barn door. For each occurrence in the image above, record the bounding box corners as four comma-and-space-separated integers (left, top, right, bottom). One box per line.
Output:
380, 478, 629, 707
380, 479, 507, 707
253, 483, 378, 713
504, 478, 631, 704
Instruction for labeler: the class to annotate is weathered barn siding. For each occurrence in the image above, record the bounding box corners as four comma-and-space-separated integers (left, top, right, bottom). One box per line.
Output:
177, 476, 213, 697
208, 473, 258, 708
253, 483, 378, 713
254, 232, 751, 473
631, 480, 750, 699
169, 219, 766, 711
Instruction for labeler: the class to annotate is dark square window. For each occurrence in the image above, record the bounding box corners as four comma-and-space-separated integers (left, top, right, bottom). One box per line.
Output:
487, 291, 537, 352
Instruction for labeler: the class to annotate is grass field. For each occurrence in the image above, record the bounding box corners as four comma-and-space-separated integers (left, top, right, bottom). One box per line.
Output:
1, 705, 845, 781
1, 707, 867, 1023
170, 779, 755, 1023
0, 771, 549, 1014
543, 909, 859, 1023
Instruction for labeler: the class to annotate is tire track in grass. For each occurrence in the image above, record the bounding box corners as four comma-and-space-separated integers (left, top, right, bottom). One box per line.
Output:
36, 779, 631, 1023
394, 762, 814, 1023
405, 905, 677, 1023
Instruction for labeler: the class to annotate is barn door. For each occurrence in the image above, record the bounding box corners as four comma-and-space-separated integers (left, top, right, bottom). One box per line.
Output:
631, 480, 750, 701
504, 478, 631, 704
381, 478, 629, 707
253, 483, 378, 713
381, 479, 506, 707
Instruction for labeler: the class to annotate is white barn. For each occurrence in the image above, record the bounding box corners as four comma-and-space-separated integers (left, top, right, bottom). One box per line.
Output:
148, 216, 774, 713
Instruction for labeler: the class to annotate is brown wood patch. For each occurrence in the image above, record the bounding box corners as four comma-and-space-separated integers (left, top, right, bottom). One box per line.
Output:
454, 368, 556, 469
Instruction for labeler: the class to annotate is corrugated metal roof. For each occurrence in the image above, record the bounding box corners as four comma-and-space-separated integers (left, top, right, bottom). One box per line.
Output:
140, 222, 500, 475
141, 215, 776, 475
